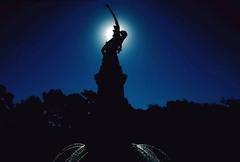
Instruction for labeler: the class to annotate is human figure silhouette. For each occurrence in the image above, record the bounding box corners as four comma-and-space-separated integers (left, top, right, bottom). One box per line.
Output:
101, 4, 128, 55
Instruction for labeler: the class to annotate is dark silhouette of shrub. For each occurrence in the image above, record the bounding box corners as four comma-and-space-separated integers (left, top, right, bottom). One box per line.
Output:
0, 84, 239, 162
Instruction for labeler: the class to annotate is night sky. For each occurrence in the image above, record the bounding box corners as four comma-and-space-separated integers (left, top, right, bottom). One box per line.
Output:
1, 0, 239, 108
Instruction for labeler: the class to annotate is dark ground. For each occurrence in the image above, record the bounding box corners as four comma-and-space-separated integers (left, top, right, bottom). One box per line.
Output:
1, 85, 240, 162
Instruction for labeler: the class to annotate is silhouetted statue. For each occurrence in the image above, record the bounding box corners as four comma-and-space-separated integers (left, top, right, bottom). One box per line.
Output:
95, 4, 129, 111
101, 4, 128, 55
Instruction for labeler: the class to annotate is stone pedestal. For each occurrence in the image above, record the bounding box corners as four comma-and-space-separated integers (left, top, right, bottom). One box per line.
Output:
95, 52, 128, 109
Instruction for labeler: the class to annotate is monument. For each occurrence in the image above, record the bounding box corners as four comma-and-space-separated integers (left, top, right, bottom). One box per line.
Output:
94, 4, 129, 110
53, 5, 169, 162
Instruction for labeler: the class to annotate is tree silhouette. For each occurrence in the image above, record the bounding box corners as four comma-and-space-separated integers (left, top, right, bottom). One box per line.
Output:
0, 84, 14, 111
0, 84, 239, 162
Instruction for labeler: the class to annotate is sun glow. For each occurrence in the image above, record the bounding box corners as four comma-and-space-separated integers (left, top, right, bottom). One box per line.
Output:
99, 20, 130, 44
105, 26, 114, 40
96, 17, 135, 58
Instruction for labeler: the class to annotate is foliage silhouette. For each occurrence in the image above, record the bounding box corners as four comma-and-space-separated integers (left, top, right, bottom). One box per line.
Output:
0, 84, 240, 162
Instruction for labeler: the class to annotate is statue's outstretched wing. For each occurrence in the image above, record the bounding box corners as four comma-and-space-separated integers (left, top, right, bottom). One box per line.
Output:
106, 4, 120, 35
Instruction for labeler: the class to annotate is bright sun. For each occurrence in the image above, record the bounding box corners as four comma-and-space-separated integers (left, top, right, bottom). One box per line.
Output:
105, 26, 114, 40
98, 19, 132, 50
100, 20, 129, 42
105, 25, 127, 40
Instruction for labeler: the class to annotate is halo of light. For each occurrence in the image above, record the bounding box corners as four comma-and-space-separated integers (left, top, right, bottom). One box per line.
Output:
105, 26, 114, 40
98, 19, 132, 49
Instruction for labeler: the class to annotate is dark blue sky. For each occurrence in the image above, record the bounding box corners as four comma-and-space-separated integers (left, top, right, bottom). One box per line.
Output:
1, 0, 240, 108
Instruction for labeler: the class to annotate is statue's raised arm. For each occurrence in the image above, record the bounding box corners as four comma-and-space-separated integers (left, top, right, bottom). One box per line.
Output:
106, 4, 120, 36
